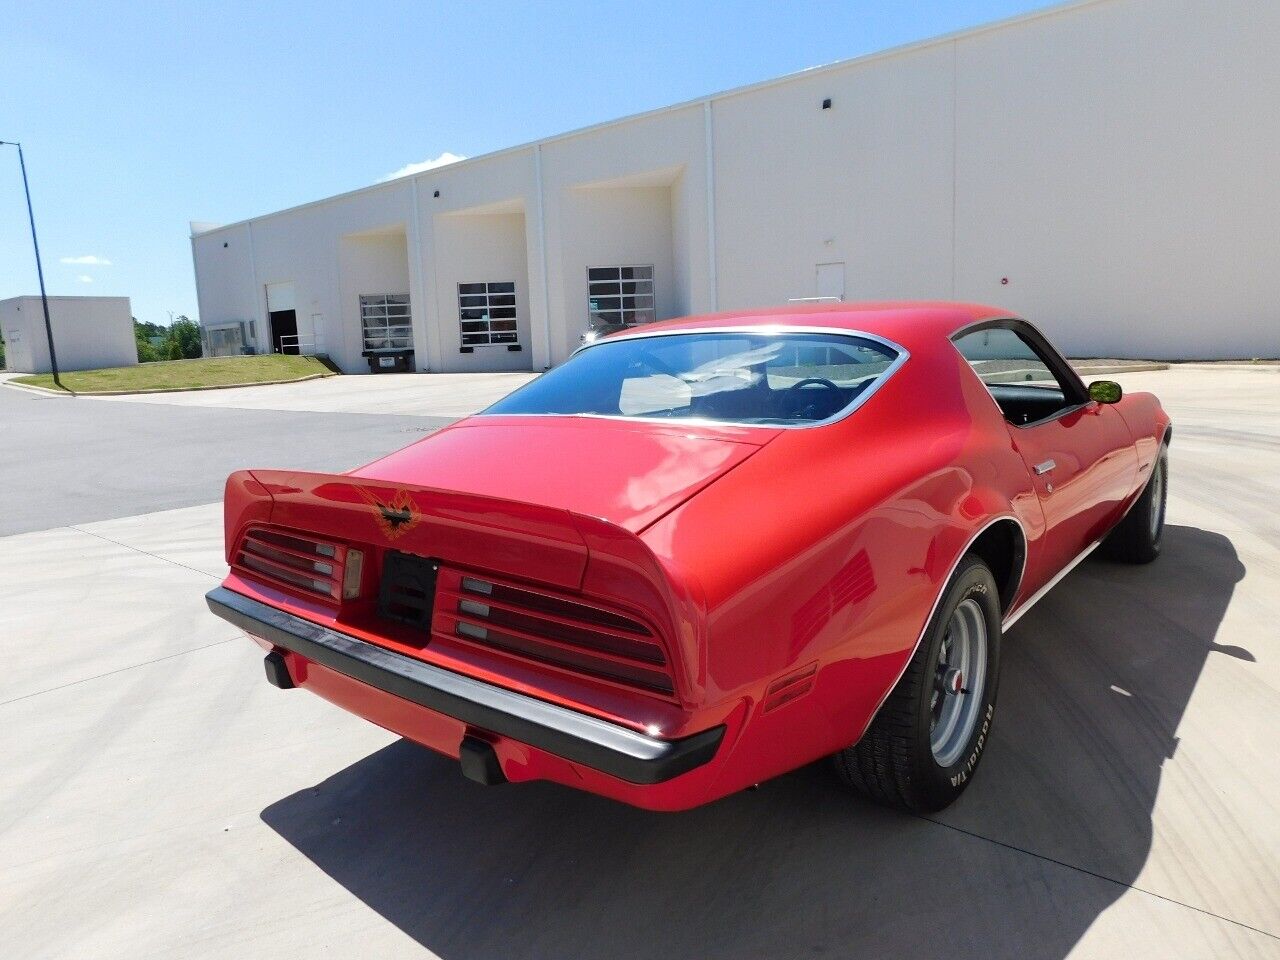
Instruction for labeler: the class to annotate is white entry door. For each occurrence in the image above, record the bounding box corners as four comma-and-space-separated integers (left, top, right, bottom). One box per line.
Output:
815, 262, 846, 301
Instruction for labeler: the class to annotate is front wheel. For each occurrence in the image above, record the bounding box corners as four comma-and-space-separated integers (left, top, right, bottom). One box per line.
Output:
834, 555, 1002, 812
1101, 445, 1168, 564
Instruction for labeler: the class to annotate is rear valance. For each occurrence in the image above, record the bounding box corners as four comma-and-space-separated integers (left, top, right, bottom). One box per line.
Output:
207, 586, 723, 784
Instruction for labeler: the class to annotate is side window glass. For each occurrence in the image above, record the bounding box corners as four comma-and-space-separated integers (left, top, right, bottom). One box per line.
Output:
953, 328, 1062, 388
954, 327, 1074, 425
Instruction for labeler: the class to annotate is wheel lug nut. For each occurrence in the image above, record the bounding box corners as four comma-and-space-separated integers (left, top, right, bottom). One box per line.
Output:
938, 666, 965, 696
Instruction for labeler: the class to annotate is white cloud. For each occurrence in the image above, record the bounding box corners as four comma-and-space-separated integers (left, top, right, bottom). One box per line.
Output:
60, 255, 113, 266
76, 275, 93, 283
380, 152, 467, 182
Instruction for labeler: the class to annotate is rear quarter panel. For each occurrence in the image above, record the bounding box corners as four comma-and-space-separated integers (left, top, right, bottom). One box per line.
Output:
639, 339, 1041, 794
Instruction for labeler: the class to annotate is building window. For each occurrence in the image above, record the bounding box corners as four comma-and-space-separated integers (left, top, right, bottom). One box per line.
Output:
458, 282, 518, 346
587, 265, 655, 330
360, 294, 413, 352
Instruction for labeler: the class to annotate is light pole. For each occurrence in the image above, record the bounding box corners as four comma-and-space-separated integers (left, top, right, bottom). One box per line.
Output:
0, 140, 61, 387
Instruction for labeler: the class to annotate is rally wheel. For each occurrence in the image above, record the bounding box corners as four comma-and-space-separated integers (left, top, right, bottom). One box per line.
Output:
835, 555, 1002, 812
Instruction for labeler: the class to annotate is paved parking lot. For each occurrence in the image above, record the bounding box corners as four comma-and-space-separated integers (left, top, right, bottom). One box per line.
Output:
94, 369, 539, 418
0, 385, 456, 535
1, 365, 1277, 959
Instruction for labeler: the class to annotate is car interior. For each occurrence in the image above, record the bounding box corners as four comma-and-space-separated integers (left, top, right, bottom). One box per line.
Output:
484, 332, 899, 425
684, 375, 875, 423
953, 324, 1085, 427
985, 382, 1075, 426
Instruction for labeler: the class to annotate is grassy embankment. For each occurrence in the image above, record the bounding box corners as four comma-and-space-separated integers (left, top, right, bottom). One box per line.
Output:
13, 355, 337, 394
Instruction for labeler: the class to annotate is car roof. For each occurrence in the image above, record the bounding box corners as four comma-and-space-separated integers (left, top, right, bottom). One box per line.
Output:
605, 301, 1015, 351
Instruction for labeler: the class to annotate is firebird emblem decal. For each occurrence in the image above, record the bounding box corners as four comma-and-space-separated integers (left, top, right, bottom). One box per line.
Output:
355, 487, 421, 540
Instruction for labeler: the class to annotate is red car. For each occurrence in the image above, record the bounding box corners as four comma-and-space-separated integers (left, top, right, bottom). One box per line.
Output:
207, 303, 1170, 812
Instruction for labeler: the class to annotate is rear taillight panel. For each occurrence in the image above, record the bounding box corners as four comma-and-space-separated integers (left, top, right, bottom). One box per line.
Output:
433, 566, 677, 700
233, 531, 681, 705
233, 527, 363, 602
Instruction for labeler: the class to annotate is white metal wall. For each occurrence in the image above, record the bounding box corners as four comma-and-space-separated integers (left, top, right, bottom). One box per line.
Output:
191, 0, 1280, 368
0, 296, 137, 374
433, 209, 533, 372
951, 0, 1280, 359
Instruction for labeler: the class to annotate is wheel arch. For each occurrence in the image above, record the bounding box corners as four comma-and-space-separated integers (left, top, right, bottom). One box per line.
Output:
964, 517, 1027, 615
855, 514, 1023, 743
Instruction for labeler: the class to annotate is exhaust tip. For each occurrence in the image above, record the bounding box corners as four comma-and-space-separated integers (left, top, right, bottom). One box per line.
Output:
459, 735, 507, 785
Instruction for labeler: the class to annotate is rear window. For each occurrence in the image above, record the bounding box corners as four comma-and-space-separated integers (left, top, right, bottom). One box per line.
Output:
482, 331, 902, 426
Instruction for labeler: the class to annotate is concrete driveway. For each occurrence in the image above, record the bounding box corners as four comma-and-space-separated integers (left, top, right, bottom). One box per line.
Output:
1, 365, 1277, 959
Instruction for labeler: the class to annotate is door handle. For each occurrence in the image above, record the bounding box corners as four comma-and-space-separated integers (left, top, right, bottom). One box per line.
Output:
1034, 459, 1056, 476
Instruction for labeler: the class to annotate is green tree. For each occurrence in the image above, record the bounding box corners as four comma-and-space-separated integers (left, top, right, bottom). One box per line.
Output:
133, 317, 164, 363
165, 316, 202, 360
136, 337, 160, 363
133, 317, 166, 341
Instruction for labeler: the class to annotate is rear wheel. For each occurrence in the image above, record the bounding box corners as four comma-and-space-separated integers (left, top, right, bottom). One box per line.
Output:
835, 555, 1002, 812
1101, 445, 1168, 564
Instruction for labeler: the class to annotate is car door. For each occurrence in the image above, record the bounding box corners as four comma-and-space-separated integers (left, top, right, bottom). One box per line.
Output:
954, 323, 1137, 594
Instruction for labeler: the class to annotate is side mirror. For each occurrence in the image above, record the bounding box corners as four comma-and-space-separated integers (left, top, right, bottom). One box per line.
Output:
1088, 380, 1123, 404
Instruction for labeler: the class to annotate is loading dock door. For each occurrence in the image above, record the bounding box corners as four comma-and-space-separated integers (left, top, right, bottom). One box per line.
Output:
269, 309, 298, 354
266, 282, 299, 354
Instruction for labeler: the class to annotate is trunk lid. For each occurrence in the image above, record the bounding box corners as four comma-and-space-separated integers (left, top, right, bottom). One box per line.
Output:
350, 415, 776, 534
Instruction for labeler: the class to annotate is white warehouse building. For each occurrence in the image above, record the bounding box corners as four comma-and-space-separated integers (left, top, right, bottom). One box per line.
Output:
1, 296, 137, 374
191, 0, 1280, 373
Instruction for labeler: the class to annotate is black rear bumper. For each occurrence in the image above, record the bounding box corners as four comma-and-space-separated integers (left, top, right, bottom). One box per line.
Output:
206, 586, 723, 785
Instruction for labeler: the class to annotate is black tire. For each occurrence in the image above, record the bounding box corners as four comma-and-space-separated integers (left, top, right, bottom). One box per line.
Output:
1101, 445, 1168, 564
835, 555, 1002, 813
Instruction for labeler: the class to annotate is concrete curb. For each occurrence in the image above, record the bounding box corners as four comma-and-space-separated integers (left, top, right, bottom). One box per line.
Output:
2, 380, 78, 397
2, 371, 336, 398
1071, 363, 1170, 375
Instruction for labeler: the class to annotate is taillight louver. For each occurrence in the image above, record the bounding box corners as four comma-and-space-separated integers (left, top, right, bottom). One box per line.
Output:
235, 528, 347, 600
436, 570, 676, 698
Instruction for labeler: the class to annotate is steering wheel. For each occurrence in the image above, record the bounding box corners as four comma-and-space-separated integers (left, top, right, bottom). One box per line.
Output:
788, 377, 840, 392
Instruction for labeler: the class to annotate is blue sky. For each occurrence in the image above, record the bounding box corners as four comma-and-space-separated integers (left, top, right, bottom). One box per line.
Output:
1, 0, 1052, 327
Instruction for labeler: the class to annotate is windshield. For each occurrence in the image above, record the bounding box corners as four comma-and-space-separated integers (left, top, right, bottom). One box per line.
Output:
482, 331, 902, 426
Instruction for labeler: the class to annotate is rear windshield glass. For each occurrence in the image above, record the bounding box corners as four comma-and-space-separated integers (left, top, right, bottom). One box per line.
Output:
481, 332, 901, 426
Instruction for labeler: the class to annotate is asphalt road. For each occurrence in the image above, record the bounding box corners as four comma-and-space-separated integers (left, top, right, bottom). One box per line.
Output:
0, 386, 453, 534
1, 366, 1277, 959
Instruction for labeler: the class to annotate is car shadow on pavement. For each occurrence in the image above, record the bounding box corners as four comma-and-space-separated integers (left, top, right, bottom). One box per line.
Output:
260, 525, 1244, 959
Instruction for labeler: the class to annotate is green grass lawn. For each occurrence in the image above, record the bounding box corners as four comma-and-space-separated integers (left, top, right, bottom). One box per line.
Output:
13, 355, 337, 394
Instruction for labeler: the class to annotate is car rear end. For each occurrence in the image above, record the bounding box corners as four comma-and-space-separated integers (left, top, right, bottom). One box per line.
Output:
207, 468, 746, 810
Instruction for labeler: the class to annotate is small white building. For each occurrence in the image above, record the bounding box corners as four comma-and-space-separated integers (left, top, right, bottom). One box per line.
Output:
190, 0, 1280, 370
0, 296, 137, 374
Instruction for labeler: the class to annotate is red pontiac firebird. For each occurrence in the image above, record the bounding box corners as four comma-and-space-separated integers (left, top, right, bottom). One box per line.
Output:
207, 303, 1170, 812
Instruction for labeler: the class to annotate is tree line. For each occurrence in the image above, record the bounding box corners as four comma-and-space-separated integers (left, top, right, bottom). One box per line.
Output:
134, 317, 202, 362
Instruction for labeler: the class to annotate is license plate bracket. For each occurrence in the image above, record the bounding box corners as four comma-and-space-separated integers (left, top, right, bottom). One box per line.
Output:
377, 551, 438, 633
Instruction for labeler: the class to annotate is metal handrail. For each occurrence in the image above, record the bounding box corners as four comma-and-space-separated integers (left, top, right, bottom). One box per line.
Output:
276, 334, 320, 355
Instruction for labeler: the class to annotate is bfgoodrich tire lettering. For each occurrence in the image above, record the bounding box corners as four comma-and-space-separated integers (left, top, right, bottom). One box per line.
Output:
834, 555, 1002, 813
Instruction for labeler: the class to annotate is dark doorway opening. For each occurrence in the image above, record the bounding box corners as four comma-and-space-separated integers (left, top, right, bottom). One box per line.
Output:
269, 309, 299, 354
